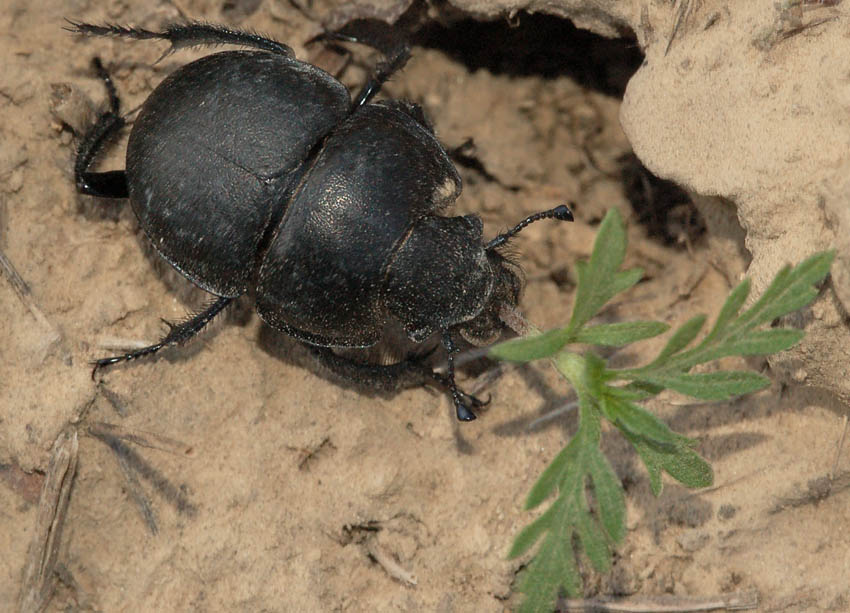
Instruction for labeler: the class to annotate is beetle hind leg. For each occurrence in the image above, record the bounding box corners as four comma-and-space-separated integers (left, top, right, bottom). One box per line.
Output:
74, 57, 128, 198
66, 20, 294, 58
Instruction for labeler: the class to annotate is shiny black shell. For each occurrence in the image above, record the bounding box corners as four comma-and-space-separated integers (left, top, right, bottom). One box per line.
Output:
126, 50, 498, 348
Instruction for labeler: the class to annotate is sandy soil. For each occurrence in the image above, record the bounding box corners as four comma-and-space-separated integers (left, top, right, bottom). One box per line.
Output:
2, 0, 849, 611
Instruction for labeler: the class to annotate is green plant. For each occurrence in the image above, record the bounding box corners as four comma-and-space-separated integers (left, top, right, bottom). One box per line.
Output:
489, 208, 834, 612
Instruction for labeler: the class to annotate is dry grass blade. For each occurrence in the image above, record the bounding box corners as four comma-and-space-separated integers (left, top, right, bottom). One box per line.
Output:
88, 421, 194, 456
0, 247, 65, 358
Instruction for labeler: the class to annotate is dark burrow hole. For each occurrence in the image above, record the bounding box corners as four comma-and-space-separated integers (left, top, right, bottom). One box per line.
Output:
409, 11, 706, 248
413, 12, 641, 97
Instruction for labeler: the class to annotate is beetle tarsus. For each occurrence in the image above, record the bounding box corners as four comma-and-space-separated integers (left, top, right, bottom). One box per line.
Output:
441, 332, 479, 421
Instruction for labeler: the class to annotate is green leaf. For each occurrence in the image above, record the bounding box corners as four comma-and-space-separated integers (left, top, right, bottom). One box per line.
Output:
525, 438, 578, 509
574, 321, 669, 346
603, 395, 681, 451
568, 209, 644, 333
489, 328, 571, 362
624, 430, 714, 494
587, 452, 626, 543
507, 236, 832, 610
662, 446, 714, 489
725, 328, 805, 355
508, 504, 559, 559
642, 370, 771, 400
645, 315, 706, 368
515, 524, 581, 613
703, 279, 750, 342
577, 499, 611, 572
735, 251, 833, 331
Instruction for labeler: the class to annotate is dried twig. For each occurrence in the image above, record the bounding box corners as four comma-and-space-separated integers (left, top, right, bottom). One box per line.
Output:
19, 427, 79, 613
830, 414, 848, 480
666, 0, 694, 55
557, 589, 758, 612
366, 540, 417, 587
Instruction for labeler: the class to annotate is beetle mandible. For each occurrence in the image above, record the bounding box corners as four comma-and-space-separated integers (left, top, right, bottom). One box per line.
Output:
67, 20, 573, 421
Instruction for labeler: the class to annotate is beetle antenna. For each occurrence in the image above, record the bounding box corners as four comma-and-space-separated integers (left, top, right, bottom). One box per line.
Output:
485, 204, 573, 251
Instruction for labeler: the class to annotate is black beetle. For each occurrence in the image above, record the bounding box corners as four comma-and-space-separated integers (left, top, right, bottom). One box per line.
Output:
67, 20, 572, 421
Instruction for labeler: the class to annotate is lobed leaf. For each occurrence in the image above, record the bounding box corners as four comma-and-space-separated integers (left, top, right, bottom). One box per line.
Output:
725, 328, 805, 355
577, 501, 611, 572
508, 503, 559, 559
525, 439, 578, 509
587, 451, 626, 543
489, 328, 570, 362
624, 430, 714, 494
703, 279, 750, 342
603, 395, 681, 451
568, 210, 643, 333
642, 370, 771, 400
644, 315, 706, 368
574, 321, 669, 346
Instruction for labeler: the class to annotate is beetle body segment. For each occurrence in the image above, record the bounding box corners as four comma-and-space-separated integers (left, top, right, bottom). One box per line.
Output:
127, 50, 350, 297
256, 102, 468, 347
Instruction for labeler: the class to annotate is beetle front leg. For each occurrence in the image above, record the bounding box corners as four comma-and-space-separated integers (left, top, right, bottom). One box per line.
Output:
351, 43, 410, 108
441, 332, 483, 422
308, 23, 411, 108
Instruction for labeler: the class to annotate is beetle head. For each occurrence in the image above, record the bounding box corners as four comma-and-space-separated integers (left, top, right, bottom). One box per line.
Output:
385, 205, 572, 347
385, 214, 496, 343
455, 248, 521, 346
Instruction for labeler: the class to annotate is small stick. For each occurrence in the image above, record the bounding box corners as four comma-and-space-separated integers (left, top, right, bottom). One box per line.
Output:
557, 588, 758, 612
830, 414, 848, 480
366, 540, 417, 587
19, 426, 79, 613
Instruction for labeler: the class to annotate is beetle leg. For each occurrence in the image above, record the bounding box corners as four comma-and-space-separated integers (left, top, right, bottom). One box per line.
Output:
65, 20, 294, 58
74, 57, 129, 198
92, 295, 234, 379
309, 25, 411, 108
441, 332, 479, 421
351, 42, 411, 108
